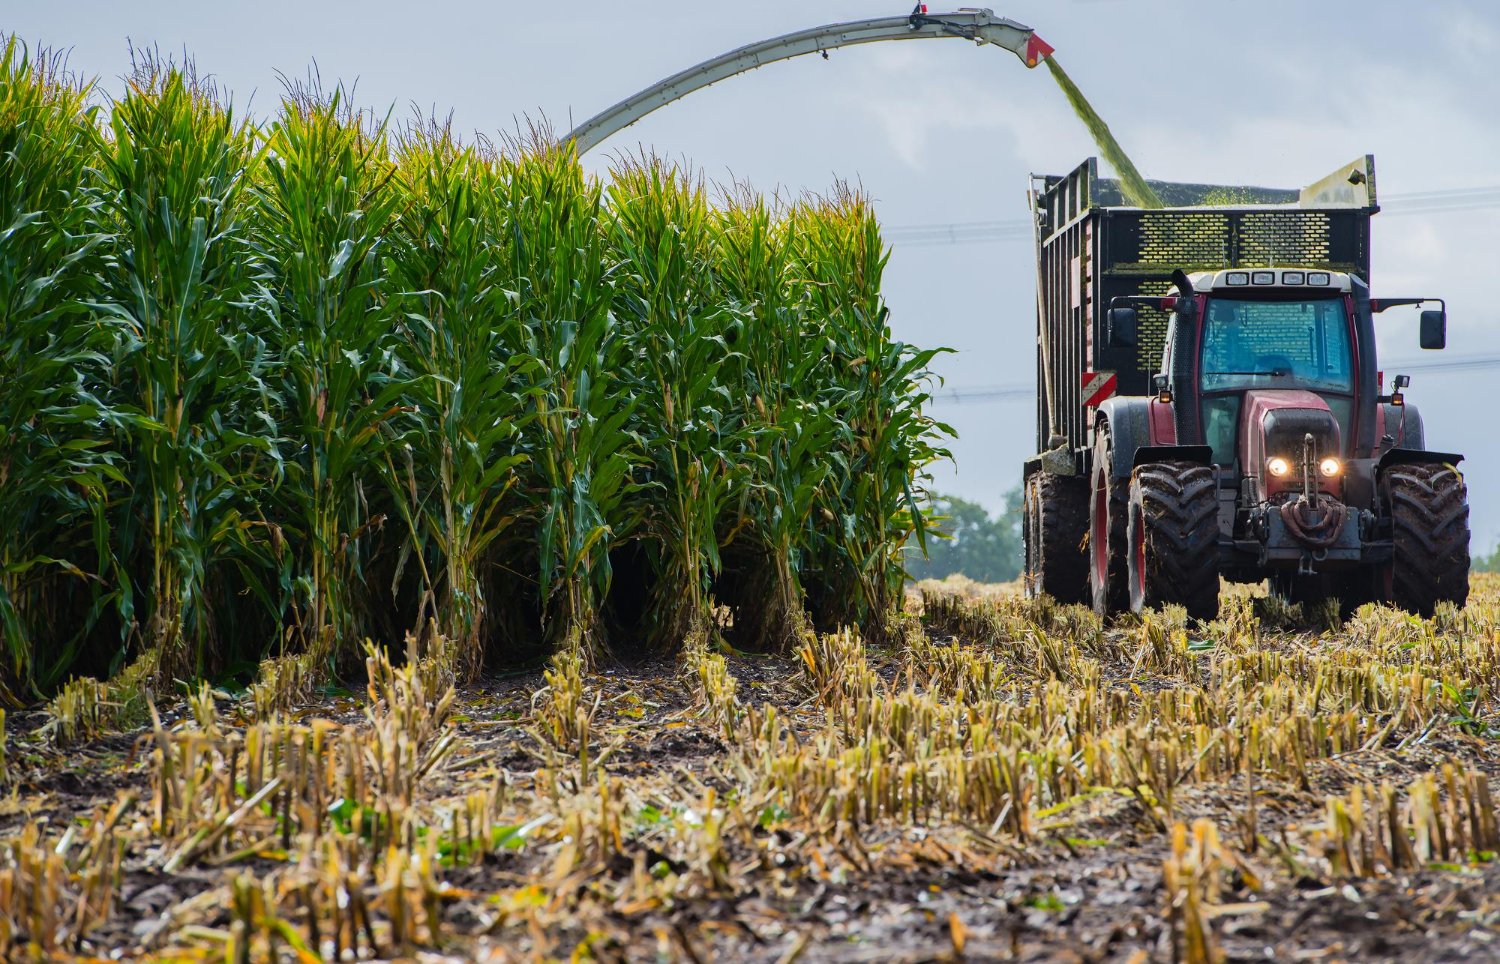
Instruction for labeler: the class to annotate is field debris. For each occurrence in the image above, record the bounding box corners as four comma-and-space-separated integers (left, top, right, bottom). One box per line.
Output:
1, 577, 1497, 960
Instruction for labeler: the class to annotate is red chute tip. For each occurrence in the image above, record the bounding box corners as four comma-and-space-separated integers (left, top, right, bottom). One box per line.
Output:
1024, 33, 1054, 67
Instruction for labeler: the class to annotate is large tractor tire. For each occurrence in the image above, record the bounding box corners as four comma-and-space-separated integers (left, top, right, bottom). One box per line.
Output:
1024, 471, 1089, 604
1126, 462, 1221, 622
1089, 425, 1130, 617
1385, 462, 1469, 617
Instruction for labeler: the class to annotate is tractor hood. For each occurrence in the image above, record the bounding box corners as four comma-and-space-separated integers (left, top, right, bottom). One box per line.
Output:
1241, 390, 1342, 493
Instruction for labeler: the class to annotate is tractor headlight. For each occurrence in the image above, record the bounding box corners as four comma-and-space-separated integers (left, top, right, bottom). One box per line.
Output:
1319, 457, 1341, 477
1267, 457, 1291, 477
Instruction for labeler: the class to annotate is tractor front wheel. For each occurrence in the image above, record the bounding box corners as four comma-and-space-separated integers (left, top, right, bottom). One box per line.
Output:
1385, 463, 1469, 617
1126, 461, 1221, 622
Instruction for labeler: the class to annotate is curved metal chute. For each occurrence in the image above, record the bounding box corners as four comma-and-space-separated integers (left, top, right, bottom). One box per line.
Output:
565, 8, 1049, 156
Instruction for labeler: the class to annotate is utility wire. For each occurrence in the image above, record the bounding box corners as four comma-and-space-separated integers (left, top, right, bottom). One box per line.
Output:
931, 354, 1500, 406
888, 185, 1500, 247
905, 183, 1500, 405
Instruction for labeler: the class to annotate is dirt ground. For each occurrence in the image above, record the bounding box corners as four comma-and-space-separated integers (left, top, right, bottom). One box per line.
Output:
4, 578, 1500, 962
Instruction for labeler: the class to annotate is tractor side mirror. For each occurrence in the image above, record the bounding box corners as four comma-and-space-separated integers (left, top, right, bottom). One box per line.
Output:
1107, 307, 1137, 348
1419, 308, 1447, 350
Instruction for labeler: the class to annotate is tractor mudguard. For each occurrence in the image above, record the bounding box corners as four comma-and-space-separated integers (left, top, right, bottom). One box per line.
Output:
1131, 445, 1214, 469
1377, 402, 1425, 452
1093, 396, 1154, 482
1378, 447, 1464, 470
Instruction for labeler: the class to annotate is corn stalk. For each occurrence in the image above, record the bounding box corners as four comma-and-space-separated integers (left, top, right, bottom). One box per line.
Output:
95, 53, 272, 678
253, 83, 406, 669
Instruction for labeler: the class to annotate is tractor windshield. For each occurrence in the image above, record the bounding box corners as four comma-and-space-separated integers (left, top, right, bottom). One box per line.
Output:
1199, 297, 1353, 393
1198, 295, 1355, 464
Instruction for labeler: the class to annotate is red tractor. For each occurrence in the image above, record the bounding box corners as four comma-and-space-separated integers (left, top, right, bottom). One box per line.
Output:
1023, 157, 1469, 620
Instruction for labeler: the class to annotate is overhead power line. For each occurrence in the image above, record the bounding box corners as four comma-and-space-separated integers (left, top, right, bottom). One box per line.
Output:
1378, 186, 1500, 215
930, 385, 1034, 403
887, 185, 1500, 247
1379, 353, 1500, 375
885, 217, 1030, 247
930, 353, 1500, 406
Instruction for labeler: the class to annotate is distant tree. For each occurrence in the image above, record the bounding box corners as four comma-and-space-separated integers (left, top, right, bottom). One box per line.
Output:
1475, 541, 1500, 574
906, 487, 1024, 583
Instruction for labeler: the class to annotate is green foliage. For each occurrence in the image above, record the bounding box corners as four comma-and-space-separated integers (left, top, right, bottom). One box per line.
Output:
387, 124, 530, 677
1474, 541, 1500, 575
0, 39, 114, 695
906, 488, 1024, 585
0, 47, 952, 698
96, 54, 272, 678
498, 136, 638, 657
607, 157, 750, 648
787, 188, 952, 637
253, 83, 408, 670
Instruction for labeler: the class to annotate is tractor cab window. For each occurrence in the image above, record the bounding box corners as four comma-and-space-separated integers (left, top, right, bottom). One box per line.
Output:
1200, 297, 1353, 392
1198, 296, 1355, 464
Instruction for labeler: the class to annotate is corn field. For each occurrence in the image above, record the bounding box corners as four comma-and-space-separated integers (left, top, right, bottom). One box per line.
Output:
0, 41, 948, 698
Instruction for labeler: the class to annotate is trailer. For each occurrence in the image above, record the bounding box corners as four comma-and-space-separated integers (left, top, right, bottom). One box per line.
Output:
1023, 157, 1470, 619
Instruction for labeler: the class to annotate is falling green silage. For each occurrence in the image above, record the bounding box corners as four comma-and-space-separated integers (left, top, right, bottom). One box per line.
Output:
1045, 58, 1162, 209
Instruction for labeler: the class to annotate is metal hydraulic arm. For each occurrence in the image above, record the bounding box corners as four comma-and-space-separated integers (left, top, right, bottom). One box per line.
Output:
564, 7, 1051, 156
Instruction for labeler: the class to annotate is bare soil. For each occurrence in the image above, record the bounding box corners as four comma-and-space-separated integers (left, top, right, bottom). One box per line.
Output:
4, 582, 1500, 962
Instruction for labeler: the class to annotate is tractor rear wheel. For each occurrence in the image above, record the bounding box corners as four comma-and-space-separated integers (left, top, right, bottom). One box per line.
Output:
1127, 462, 1221, 622
1089, 425, 1130, 617
1024, 471, 1089, 604
1385, 462, 1469, 617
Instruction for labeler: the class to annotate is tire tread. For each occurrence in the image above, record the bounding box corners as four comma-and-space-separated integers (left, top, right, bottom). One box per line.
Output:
1386, 463, 1469, 617
1130, 461, 1220, 621
1026, 472, 1089, 605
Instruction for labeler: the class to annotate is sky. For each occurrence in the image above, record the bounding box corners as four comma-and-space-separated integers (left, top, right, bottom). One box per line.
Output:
10, 1, 1500, 548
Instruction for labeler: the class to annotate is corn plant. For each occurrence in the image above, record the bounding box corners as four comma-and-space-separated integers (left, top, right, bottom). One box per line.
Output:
94, 54, 274, 678
788, 188, 949, 637
607, 157, 757, 648
253, 84, 407, 668
0, 53, 949, 691
0, 39, 117, 696
708, 193, 834, 649
498, 139, 638, 654
387, 125, 531, 675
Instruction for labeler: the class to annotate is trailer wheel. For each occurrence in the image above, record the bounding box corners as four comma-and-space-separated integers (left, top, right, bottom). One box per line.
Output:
1127, 462, 1221, 622
1089, 425, 1130, 616
1025, 472, 1089, 604
1385, 462, 1469, 617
